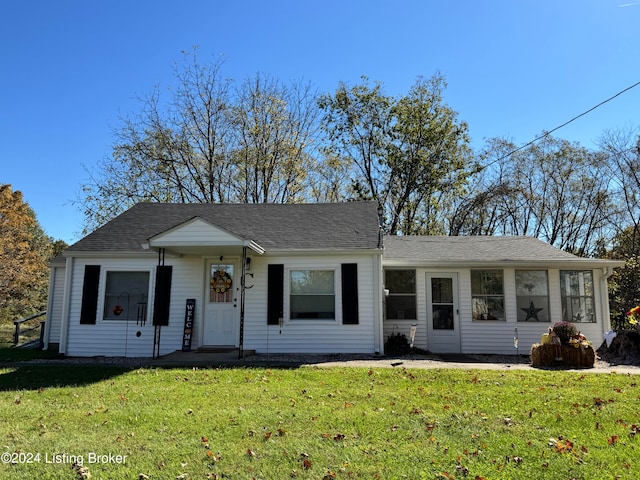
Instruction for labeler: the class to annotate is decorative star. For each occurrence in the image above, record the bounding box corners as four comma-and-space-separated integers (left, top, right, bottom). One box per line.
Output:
521, 300, 543, 321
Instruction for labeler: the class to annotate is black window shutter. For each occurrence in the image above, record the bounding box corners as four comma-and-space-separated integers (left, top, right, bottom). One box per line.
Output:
80, 265, 101, 325
341, 263, 359, 324
153, 265, 172, 326
267, 264, 284, 325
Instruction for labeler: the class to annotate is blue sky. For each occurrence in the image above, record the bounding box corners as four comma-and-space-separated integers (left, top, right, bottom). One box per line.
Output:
2, 0, 639, 244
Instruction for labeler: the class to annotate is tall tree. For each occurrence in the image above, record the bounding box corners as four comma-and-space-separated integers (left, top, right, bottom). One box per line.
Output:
451, 136, 613, 256
318, 77, 392, 203
605, 225, 640, 328
598, 127, 640, 243
80, 50, 234, 231
231, 73, 319, 203
78, 49, 321, 233
385, 75, 473, 234
319, 74, 473, 234
0, 185, 52, 322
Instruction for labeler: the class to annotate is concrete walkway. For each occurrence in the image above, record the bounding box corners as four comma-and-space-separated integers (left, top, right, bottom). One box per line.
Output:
6, 350, 640, 374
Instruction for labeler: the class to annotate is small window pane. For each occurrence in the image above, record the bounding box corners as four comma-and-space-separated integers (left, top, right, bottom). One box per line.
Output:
433, 305, 454, 330
432, 278, 453, 303
386, 296, 417, 320
385, 269, 416, 294
291, 270, 335, 294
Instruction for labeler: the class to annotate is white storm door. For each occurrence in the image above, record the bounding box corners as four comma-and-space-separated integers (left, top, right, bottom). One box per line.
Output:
426, 273, 461, 354
203, 261, 238, 346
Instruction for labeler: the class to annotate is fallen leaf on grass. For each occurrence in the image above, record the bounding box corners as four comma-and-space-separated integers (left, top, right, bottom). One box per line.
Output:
554, 439, 574, 453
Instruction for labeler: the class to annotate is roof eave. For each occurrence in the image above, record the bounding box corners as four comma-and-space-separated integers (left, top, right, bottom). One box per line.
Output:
381, 258, 625, 269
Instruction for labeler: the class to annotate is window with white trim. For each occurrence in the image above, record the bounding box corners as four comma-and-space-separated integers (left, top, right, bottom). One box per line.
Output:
516, 270, 549, 322
471, 270, 505, 321
102, 271, 150, 322
289, 270, 335, 320
384, 269, 417, 320
561, 270, 595, 323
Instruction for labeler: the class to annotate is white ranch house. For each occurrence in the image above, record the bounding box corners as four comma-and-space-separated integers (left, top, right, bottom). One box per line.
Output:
44, 202, 622, 357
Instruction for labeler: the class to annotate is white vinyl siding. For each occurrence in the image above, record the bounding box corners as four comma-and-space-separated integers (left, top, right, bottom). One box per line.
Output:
150, 218, 243, 247
44, 264, 65, 348
243, 254, 379, 354
384, 267, 609, 356
63, 252, 380, 357
65, 257, 206, 358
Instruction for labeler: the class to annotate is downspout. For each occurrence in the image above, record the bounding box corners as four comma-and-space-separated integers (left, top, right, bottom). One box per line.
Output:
599, 266, 615, 334
58, 256, 74, 355
373, 252, 384, 354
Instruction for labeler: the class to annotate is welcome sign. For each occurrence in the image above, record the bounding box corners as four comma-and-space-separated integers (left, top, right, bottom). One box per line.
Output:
182, 299, 195, 352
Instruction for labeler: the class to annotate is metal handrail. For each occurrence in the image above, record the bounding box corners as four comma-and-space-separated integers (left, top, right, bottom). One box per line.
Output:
13, 311, 47, 347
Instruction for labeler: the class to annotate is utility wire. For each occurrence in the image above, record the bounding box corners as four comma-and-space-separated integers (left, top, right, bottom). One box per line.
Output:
496, 79, 640, 162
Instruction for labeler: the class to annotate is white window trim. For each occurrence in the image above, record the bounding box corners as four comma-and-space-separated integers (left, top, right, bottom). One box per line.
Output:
284, 266, 339, 323
383, 268, 418, 321
515, 270, 550, 323
471, 269, 506, 322
560, 270, 596, 323
97, 267, 154, 323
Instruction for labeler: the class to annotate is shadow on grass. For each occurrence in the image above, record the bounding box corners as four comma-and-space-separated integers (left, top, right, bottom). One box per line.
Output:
0, 365, 131, 391
0, 344, 59, 362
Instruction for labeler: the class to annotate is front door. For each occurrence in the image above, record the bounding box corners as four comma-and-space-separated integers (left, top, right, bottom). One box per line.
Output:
426, 273, 461, 353
203, 260, 238, 346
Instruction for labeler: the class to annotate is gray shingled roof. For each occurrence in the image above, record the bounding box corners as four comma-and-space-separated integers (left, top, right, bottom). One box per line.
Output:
383, 235, 617, 266
66, 202, 382, 253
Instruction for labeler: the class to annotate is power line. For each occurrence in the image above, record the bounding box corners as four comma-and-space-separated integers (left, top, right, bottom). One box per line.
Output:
496, 79, 640, 162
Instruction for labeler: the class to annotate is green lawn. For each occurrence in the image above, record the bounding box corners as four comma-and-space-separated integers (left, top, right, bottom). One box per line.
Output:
0, 365, 638, 479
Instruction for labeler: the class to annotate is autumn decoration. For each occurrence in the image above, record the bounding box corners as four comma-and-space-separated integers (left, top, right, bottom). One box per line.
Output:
626, 305, 640, 330
531, 321, 595, 367
210, 269, 232, 293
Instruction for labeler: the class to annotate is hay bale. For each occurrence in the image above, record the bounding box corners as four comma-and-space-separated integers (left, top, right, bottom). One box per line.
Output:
531, 343, 595, 368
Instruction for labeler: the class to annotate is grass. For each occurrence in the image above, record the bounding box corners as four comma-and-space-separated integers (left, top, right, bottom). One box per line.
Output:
0, 365, 639, 479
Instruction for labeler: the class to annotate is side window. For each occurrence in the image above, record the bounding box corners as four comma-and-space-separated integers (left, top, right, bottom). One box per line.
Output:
103, 271, 150, 323
471, 270, 505, 321
560, 270, 595, 323
516, 270, 549, 322
385, 269, 417, 320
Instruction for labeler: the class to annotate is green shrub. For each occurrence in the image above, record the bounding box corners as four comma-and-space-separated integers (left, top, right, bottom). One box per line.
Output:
384, 332, 411, 355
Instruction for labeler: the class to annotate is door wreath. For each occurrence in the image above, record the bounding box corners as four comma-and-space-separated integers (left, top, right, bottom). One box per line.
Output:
210, 269, 233, 293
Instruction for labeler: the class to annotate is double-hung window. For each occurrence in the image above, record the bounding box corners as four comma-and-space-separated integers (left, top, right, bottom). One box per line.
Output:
516, 270, 549, 322
385, 269, 417, 320
471, 270, 505, 321
103, 271, 150, 322
290, 270, 335, 320
560, 270, 595, 323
